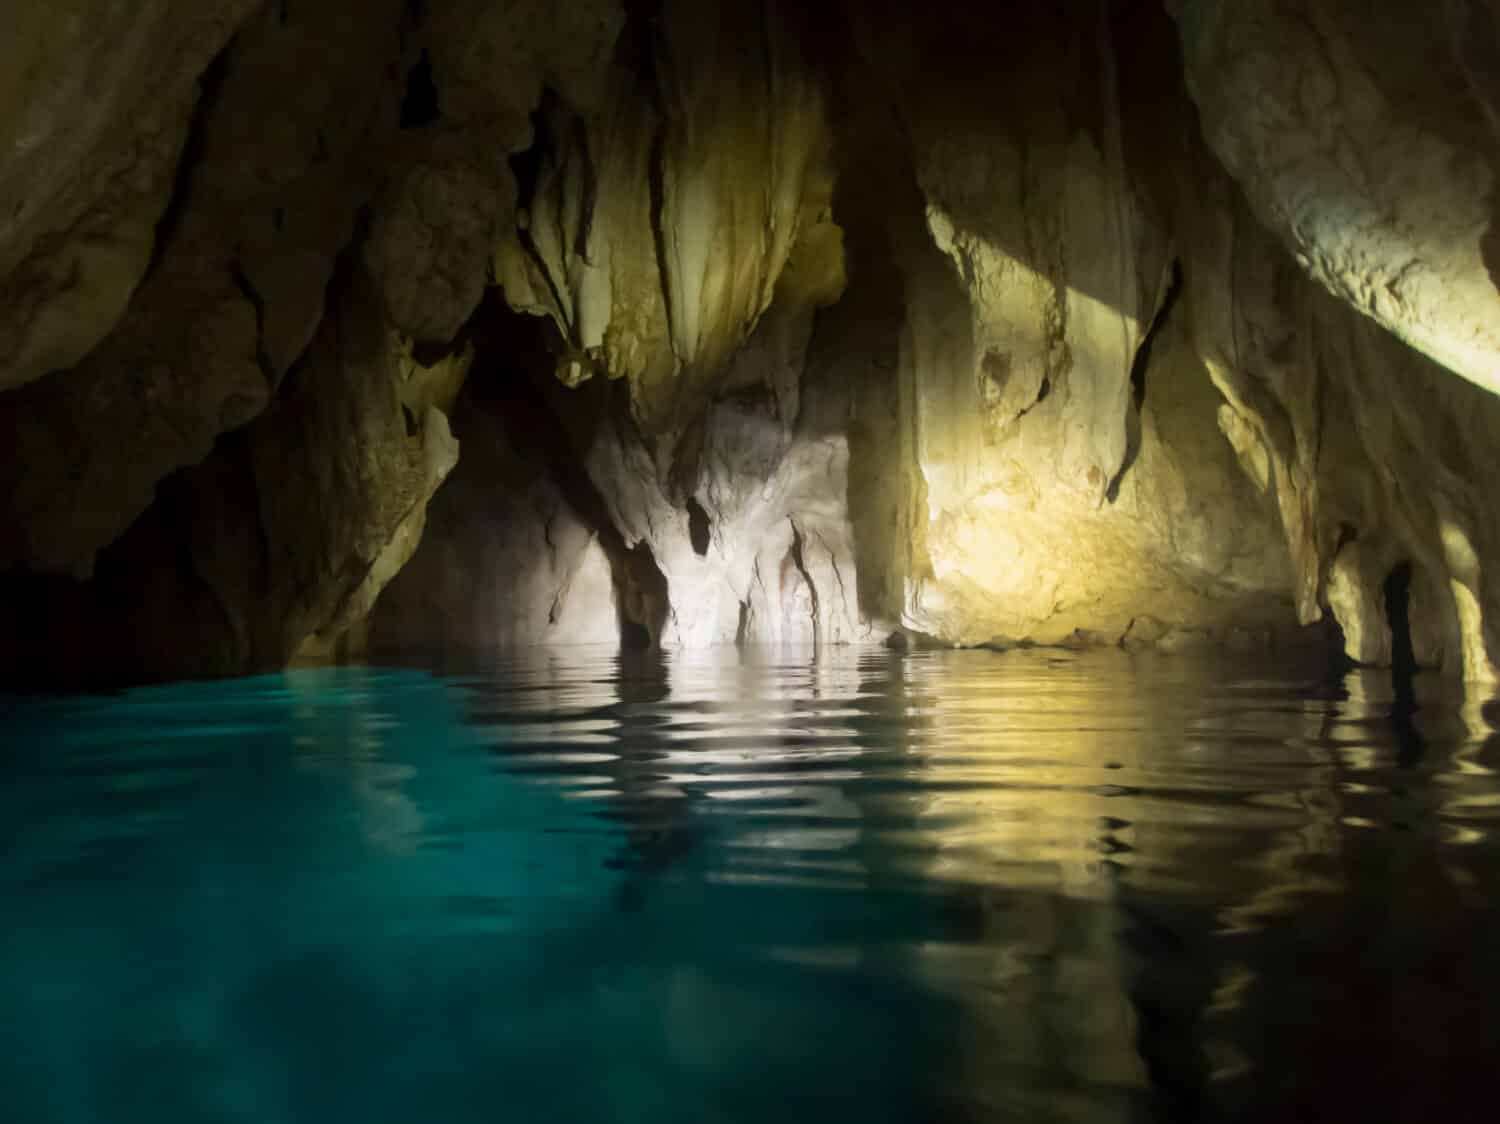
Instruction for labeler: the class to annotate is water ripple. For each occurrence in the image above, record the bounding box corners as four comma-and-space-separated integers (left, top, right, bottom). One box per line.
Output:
4, 647, 1500, 1121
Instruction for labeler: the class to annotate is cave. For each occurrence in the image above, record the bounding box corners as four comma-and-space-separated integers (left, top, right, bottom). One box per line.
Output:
5, 1, 1500, 1120
685, 496, 712, 557
1385, 561, 1418, 682
6, 0, 1500, 680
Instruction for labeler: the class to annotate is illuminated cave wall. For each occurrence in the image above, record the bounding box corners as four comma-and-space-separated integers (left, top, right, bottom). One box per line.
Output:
2, 0, 1500, 683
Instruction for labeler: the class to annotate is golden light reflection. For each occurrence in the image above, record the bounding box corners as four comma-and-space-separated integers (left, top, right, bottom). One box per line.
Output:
276, 644, 1500, 1117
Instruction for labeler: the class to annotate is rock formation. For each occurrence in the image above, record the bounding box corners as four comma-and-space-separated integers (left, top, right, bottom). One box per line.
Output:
1171, 0, 1500, 398
2, 0, 1498, 685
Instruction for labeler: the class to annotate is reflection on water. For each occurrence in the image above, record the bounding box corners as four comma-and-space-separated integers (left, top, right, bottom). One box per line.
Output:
4, 647, 1500, 1122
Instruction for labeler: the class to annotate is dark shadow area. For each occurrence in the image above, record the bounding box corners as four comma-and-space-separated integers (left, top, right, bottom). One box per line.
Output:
618, 608, 653, 653
1385, 561, 1425, 766
0, 230, 385, 688
1386, 561, 1418, 679
142, 38, 238, 284
1107, 258, 1183, 504
686, 497, 711, 556
1121, 896, 1212, 1124
399, 49, 440, 129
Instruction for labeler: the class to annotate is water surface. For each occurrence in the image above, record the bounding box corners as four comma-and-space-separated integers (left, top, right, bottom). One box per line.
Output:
4, 647, 1500, 1123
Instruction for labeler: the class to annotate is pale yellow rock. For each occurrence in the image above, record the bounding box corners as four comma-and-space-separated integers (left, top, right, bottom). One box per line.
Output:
843, 2, 1297, 651
497, 0, 842, 438
1171, 0, 1500, 396
1186, 167, 1500, 681
296, 405, 460, 661
1325, 543, 1394, 667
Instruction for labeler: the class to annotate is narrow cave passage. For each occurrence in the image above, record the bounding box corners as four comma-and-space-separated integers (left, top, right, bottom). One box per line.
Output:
399, 49, 440, 129
1382, 560, 1424, 766
461, 291, 670, 652
1383, 561, 1417, 680
686, 496, 711, 557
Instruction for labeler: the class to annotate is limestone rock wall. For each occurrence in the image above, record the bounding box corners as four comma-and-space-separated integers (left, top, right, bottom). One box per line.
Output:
365, 0, 625, 346
3, 0, 1500, 683
0, 261, 457, 684
1154, 0, 1500, 679
0, 0, 626, 681
1170, 0, 1500, 398
369, 353, 620, 655
494, 0, 843, 439
1188, 190, 1500, 680
375, 0, 857, 658
837, 0, 1298, 650
0, 0, 260, 394
0, 0, 409, 579
371, 291, 867, 657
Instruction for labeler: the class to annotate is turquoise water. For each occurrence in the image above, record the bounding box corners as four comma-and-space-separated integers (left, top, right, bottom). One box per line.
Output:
4, 647, 1500, 1123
